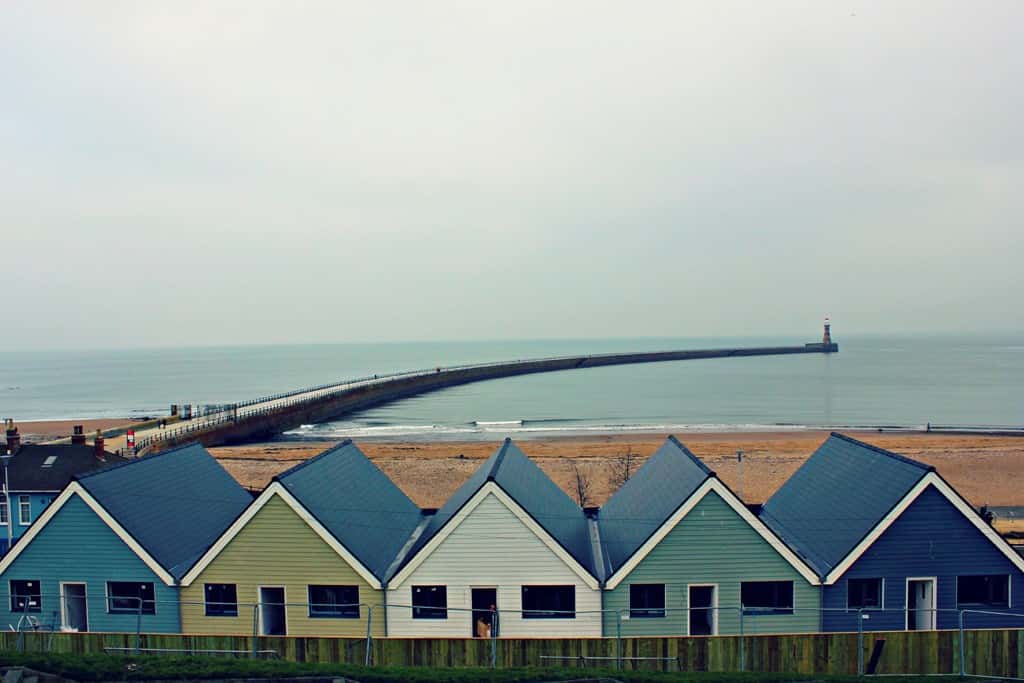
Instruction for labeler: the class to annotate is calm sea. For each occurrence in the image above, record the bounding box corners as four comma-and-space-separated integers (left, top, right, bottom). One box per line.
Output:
1, 334, 1022, 440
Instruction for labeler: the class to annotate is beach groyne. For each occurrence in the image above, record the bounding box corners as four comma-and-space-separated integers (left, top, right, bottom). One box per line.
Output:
138, 338, 837, 451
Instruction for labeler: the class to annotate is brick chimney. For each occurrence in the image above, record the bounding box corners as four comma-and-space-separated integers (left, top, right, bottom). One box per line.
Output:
71, 425, 86, 446
94, 430, 106, 461
5, 419, 20, 452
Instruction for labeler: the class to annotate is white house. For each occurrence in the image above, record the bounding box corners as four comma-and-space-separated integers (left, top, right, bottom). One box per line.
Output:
385, 439, 604, 637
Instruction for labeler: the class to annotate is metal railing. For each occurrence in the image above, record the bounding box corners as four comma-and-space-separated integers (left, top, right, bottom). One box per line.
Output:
7, 593, 1024, 676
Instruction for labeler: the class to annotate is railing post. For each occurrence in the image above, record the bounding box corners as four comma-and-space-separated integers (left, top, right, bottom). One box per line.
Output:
616, 610, 623, 671
857, 608, 865, 676
958, 610, 966, 677
364, 605, 373, 667
135, 597, 142, 655
251, 604, 259, 658
739, 606, 745, 672
490, 606, 498, 668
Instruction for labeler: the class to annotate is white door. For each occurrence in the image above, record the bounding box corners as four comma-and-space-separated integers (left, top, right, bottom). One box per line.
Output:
61, 583, 89, 632
907, 579, 936, 630
258, 586, 287, 636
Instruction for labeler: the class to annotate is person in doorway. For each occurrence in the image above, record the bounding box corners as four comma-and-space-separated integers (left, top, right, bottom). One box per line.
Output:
476, 615, 490, 639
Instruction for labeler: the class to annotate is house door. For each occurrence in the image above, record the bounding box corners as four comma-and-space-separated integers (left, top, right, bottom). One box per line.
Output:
689, 585, 717, 636
259, 587, 287, 636
61, 583, 88, 632
471, 588, 497, 638
907, 579, 936, 630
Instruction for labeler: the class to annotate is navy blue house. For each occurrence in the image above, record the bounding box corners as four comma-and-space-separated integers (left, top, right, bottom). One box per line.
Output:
761, 433, 1024, 632
0, 443, 251, 633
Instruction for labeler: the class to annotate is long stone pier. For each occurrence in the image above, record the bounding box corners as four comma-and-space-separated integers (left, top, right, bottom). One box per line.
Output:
133, 336, 837, 453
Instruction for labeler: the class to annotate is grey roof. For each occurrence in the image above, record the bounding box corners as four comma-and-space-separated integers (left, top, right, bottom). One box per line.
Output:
398, 438, 597, 579
760, 432, 933, 577
5, 444, 126, 492
76, 442, 253, 580
275, 440, 423, 581
598, 435, 714, 574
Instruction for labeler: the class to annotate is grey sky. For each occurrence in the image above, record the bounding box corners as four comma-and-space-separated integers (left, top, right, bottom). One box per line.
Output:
2, 2, 1022, 350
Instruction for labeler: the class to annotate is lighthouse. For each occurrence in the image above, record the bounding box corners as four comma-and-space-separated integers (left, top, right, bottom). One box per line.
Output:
823, 317, 832, 345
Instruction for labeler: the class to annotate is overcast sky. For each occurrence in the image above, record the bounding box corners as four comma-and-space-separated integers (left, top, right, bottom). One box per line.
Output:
1, 2, 1021, 350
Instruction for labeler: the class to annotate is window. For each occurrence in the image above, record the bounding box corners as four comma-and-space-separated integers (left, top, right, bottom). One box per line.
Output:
848, 578, 883, 609
10, 580, 41, 613
629, 584, 666, 618
957, 575, 1009, 608
42, 456, 58, 468
204, 583, 238, 617
18, 496, 31, 526
741, 581, 794, 615
412, 585, 448, 619
307, 585, 359, 618
106, 582, 155, 614
522, 585, 575, 619
0, 495, 7, 525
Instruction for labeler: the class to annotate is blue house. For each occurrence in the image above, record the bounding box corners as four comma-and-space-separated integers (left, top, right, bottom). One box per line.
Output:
0, 443, 251, 633
1, 433, 126, 554
761, 433, 1024, 632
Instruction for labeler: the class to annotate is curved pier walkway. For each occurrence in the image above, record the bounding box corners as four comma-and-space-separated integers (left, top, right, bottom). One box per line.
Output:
122, 338, 838, 454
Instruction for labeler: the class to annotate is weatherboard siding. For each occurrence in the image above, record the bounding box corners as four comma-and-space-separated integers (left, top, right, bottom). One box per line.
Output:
822, 484, 1024, 632
179, 495, 383, 637
0, 494, 180, 633
602, 491, 820, 636
387, 492, 602, 637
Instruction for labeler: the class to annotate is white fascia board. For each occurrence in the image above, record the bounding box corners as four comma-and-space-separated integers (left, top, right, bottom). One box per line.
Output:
180, 482, 381, 589
0, 482, 175, 586
389, 481, 600, 590
605, 478, 820, 590
825, 472, 1024, 585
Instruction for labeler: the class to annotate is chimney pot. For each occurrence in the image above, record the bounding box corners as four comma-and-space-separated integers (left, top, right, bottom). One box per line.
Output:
71, 425, 86, 445
5, 419, 20, 452
94, 430, 105, 460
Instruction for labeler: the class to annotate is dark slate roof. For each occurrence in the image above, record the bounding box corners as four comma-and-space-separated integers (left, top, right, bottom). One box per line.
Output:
760, 432, 932, 577
399, 438, 597, 578
75, 442, 252, 580
598, 435, 714, 574
5, 444, 126, 492
275, 440, 423, 581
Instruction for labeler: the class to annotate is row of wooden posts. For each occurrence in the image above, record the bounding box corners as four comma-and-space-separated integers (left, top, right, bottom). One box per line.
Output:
3, 628, 1024, 677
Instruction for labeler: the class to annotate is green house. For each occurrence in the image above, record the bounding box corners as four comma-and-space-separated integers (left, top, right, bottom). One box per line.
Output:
179, 440, 424, 637
598, 437, 820, 636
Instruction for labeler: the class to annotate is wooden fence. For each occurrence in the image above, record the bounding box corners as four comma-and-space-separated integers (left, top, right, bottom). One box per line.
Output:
2, 628, 1022, 677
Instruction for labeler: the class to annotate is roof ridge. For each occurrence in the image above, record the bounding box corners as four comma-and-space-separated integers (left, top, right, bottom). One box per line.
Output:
486, 437, 513, 481
274, 438, 355, 481
829, 432, 934, 471
666, 435, 716, 476
73, 441, 202, 481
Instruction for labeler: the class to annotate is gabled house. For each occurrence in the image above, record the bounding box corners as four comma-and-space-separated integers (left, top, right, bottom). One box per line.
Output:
760, 432, 1024, 632
0, 443, 251, 633
0, 441, 126, 554
386, 438, 603, 637
179, 440, 424, 637
598, 436, 820, 636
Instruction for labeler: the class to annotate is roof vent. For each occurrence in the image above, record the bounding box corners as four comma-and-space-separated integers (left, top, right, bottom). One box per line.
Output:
41, 455, 58, 469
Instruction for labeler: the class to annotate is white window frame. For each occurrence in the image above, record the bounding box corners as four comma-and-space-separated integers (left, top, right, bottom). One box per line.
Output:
904, 576, 938, 631
740, 579, 796, 615
686, 583, 719, 636
18, 495, 31, 526
627, 582, 667, 619
0, 495, 8, 526
104, 581, 157, 615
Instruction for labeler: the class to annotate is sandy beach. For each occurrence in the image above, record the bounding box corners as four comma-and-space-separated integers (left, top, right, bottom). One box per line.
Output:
12, 418, 144, 443
209, 431, 1024, 515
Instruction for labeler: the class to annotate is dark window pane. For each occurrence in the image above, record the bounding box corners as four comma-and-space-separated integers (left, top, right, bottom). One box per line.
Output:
204, 583, 238, 617
848, 578, 883, 609
957, 575, 1009, 608
10, 580, 41, 613
522, 585, 575, 619
741, 581, 793, 615
107, 582, 155, 615
308, 585, 359, 618
629, 584, 666, 618
412, 585, 448, 619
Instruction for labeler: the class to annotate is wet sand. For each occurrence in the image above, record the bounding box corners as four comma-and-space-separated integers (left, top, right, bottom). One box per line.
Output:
12, 418, 144, 443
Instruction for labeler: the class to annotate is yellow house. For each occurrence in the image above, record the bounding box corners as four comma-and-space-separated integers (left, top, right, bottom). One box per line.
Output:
178, 441, 425, 637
